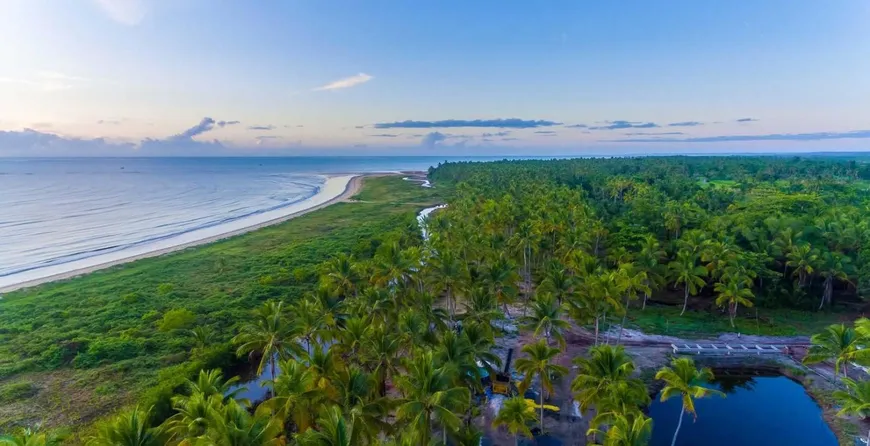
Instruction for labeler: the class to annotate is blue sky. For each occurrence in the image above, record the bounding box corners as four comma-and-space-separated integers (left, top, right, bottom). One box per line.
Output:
1, 0, 869, 156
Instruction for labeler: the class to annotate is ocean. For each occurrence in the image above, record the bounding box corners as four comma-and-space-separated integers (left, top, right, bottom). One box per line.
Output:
0, 156, 489, 289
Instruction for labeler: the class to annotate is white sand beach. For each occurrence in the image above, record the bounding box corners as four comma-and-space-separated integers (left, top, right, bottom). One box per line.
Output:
0, 174, 364, 294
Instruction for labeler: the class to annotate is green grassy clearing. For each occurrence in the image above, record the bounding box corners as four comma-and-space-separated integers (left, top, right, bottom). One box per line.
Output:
624, 305, 848, 338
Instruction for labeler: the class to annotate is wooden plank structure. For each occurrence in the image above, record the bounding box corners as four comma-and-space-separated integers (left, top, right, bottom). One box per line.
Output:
671, 343, 785, 356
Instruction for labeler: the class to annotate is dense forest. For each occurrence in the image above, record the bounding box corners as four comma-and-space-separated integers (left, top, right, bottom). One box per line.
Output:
3, 156, 870, 445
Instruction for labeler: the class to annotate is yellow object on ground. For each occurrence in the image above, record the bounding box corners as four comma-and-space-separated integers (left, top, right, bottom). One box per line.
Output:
525, 398, 560, 413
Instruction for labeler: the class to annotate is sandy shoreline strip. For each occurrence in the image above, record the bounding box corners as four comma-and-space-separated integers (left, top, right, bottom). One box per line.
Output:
0, 174, 369, 294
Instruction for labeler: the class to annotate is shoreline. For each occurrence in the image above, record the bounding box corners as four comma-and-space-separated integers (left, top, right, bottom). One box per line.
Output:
0, 174, 369, 294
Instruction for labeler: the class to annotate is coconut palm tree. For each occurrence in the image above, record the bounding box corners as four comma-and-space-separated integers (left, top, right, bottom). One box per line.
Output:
713, 277, 754, 328
481, 253, 521, 317
491, 396, 537, 446
293, 298, 329, 357
86, 406, 165, 446
0, 426, 64, 446
803, 323, 865, 378
330, 366, 391, 443
833, 378, 870, 445
427, 249, 467, 323
817, 251, 851, 310
433, 330, 480, 391
233, 301, 295, 397
363, 325, 402, 397
514, 339, 569, 432
786, 243, 818, 287
520, 293, 570, 348
668, 251, 708, 316
615, 262, 650, 344
204, 399, 284, 446
294, 406, 357, 446
571, 345, 646, 415
540, 263, 575, 305
322, 253, 361, 299
164, 392, 223, 441
587, 412, 653, 446
395, 351, 470, 446
260, 358, 323, 433
461, 321, 502, 377
462, 286, 502, 329
637, 235, 666, 310
655, 358, 723, 446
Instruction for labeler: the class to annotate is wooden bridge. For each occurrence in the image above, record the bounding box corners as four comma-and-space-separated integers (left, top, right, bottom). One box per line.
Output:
671, 343, 786, 356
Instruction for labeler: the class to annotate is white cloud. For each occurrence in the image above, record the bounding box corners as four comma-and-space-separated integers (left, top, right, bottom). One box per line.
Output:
313, 73, 373, 91
91, 0, 147, 26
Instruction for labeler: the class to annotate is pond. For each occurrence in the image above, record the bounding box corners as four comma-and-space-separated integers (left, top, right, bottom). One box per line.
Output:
649, 374, 837, 446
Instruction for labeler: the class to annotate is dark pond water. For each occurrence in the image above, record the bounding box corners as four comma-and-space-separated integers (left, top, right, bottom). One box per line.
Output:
649, 374, 837, 446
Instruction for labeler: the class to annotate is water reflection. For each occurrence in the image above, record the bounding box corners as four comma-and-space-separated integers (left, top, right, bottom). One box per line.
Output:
649, 374, 837, 446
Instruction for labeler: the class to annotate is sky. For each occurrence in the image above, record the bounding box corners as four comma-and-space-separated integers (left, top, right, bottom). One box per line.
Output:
1, 0, 870, 156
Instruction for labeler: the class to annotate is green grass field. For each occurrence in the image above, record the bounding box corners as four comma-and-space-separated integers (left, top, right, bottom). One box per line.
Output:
0, 175, 441, 435
625, 304, 848, 338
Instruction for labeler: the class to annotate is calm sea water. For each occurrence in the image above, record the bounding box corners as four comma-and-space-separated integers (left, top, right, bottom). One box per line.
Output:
0, 156, 493, 282
649, 375, 837, 446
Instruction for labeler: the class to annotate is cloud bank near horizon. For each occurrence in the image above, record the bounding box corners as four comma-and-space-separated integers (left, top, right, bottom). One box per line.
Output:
374, 118, 562, 129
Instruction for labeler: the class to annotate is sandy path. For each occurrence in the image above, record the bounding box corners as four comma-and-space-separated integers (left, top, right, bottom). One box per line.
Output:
0, 174, 369, 294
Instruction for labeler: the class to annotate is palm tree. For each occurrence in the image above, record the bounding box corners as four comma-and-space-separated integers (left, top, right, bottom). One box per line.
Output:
260, 358, 322, 432
668, 251, 708, 316
395, 351, 470, 446
817, 251, 850, 310
492, 396, 536, 446
86, 406, 164, 446
205, 399, 284, 446
461, 321, 502, 377
833, 378, 870, 445
293, 298, 329, 356
294, 406, 359, 446
363, 325, 402, 397
481, 254, 521, 317
571, 345, 646, 415
520, 293, 570, 348
803, 323, 865, 378
427, 249, 467, 324
587, 412, 653, 446
655, 358, 723, 446
540, 263, 575, 305
462, 286, 502, 329
330, 366, 391, 443
786, 243, 818, 287
637, 235, 666, 310
233, 301, 295, 397
0, 426, 64, 446
322, 253, 361, 298
615, 263, 650, 344
713, 277, 754, 328
164, 392, 223, 441
433, 330, 480, 391
514, 339, 569, 432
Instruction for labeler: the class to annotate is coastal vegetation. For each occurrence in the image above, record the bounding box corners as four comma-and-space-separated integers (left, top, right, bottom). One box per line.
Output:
3, 156, 870, 444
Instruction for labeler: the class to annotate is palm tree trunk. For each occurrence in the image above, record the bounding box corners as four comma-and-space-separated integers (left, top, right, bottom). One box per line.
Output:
671, 404, 685, 446
681, 286, 689, 316
270, 354, 276, 398
865, 428, 869, 446
540, 387, 545, 432
618, 295, 630, 344
594, 317, 600, 345
643, 291, 649, 310
443, 426, 447, 445
516, 435, 520, 446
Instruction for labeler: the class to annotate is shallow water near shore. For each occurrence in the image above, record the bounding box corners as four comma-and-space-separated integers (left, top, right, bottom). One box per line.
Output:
649, 374, 837, 446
